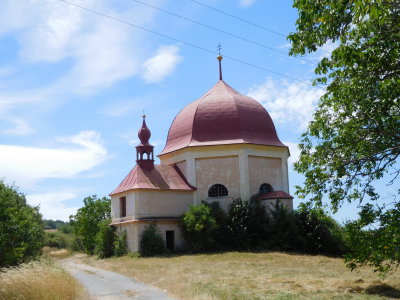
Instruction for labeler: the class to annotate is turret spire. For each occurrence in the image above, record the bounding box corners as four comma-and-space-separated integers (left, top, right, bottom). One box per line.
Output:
217, 43, 223, 81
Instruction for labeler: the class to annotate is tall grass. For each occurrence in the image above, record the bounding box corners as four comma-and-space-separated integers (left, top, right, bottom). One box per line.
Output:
0, 258, 85, 300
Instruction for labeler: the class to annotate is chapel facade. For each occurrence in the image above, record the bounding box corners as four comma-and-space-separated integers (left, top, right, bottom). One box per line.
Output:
110, 57, 293, 252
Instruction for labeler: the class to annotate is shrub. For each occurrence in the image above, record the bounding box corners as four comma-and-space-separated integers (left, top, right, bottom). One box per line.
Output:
114, 231, 128, 257
180, 204, 218, 252
262, 201, 300, 251
227, 199, 252, 249
139, 223, 166, 256
0, 181, 45, 267
294, 203, 346, 256
44, 231, 74, 249
94, 220, 115, 258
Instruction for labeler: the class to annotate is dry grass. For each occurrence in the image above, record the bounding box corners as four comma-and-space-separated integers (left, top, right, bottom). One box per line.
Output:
43, 246, 73, 258
85, 251, 400, 300
0, 258, 86, 300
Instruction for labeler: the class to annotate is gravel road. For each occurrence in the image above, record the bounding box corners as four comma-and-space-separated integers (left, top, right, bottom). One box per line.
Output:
62, 257, 177, 300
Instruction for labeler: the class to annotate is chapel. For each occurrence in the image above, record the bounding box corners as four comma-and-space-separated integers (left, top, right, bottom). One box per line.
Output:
110, 56, 293, 252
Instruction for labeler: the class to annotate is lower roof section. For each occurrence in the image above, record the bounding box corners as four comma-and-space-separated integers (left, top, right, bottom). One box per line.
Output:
110, 164, 196, 196
256, 190, 293, 200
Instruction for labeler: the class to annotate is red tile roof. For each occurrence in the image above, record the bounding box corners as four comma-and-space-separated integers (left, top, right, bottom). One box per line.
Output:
110, 164, 195, 195
160, 80, 286, 155
256, 190, 294, 200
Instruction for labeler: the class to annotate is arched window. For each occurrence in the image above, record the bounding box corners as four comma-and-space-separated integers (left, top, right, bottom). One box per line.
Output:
208, 184, 228, 198
259, 183, 273, 193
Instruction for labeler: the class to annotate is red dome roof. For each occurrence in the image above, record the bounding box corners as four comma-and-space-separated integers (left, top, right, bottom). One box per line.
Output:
160, 80, 286, 155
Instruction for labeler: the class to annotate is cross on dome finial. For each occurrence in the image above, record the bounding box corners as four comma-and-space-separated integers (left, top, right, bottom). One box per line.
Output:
142, 109, 146, 119
217, 43, 223, 81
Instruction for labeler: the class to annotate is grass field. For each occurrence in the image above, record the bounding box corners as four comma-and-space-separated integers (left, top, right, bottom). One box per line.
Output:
85, 251, 400, 300
0, 251, 86, 300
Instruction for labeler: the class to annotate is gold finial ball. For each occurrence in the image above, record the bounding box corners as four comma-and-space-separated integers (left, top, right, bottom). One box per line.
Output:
217, 55, 223, 61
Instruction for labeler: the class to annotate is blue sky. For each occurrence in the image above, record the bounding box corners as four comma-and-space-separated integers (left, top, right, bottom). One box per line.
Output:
1, 0, 390, 222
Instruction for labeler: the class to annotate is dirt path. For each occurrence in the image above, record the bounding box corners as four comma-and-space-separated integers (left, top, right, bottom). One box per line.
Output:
61, 256, 177, 300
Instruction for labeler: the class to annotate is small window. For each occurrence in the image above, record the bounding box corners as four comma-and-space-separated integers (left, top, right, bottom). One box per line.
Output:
259, 183, 273, 193
120, 197, 126, 217
208, 184, 228, 198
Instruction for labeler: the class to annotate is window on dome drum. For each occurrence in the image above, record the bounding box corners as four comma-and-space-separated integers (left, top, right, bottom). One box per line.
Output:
208, 184, 228, 198
120, 197, 126, 217
259, 183, 273, 193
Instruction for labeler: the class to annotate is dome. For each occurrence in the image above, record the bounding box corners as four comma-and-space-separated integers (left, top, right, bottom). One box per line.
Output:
138, 117, 151, 146
159, 80, 286, 155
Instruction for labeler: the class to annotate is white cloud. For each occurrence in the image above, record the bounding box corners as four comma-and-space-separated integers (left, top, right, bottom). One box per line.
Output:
142, 45, 182, 83
0, 0, 162, 94
247, 79, 325, 130
26, 191, 80, 221
239, 0, 256, 7
3, 118, 34, 136
0, 131, 108, 188
284, 141, 301, 165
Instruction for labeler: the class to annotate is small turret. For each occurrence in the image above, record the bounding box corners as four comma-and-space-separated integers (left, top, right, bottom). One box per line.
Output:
135, 115, 154, 170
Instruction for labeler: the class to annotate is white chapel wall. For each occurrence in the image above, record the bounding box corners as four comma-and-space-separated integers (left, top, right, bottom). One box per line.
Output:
195, 155, 240, 208
248, 156, 283, 194
135, 190, 193, 218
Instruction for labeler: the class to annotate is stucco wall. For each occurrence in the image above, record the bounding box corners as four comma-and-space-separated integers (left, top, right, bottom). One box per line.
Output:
195, 155, 240, 208
116, 220, 185, 252
111, 192, 136, 222
136, 190, 193, 218
248, 156, 283, 196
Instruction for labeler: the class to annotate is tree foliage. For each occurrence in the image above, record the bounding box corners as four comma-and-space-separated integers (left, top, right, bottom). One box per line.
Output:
139, 223, 166, 256
114, 230, 128, 257
94, 219, 115, 258
289, 0, 400, 274
0, 181, 45, 267
70, 195, 111, 255
180, 203, 218, 252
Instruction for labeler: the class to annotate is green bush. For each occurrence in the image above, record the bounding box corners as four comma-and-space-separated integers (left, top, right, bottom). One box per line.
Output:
0, 181, 45, 267
139, 223, 166, 256
180, 204, 218, 252
70, 195, 111, 255
44, 231, 74, 249
94, 220, 115, 258
227, 199, 252, 249
114, 231, 128, 257
294, 203, 346, 256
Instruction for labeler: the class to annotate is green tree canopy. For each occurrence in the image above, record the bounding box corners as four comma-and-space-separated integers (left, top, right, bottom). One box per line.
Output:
0, 181, 45, 267
70, 195, 111, 255
289, 0, 399, 275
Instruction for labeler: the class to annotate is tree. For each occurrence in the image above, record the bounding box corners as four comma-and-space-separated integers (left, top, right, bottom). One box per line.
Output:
94, 219, 115, 258
0, 181, 45, 267
289, 0, 400, 274
180, 204, 218, 252
70, 195, 111, 255
139, 223, 166, 256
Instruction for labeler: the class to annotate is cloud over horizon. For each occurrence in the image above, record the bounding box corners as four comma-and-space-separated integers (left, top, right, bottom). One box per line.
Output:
0, 131, 108, 188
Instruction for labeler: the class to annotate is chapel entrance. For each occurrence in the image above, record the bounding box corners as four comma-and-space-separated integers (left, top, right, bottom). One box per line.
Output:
166, 230, 175, 251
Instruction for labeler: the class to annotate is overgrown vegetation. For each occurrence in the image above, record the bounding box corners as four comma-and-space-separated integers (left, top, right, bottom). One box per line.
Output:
0, 258, 86, 300
180, 199, 346, 256
0, 181, 45, 268
69, 195, 127, 258
139, 223, 166, 256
